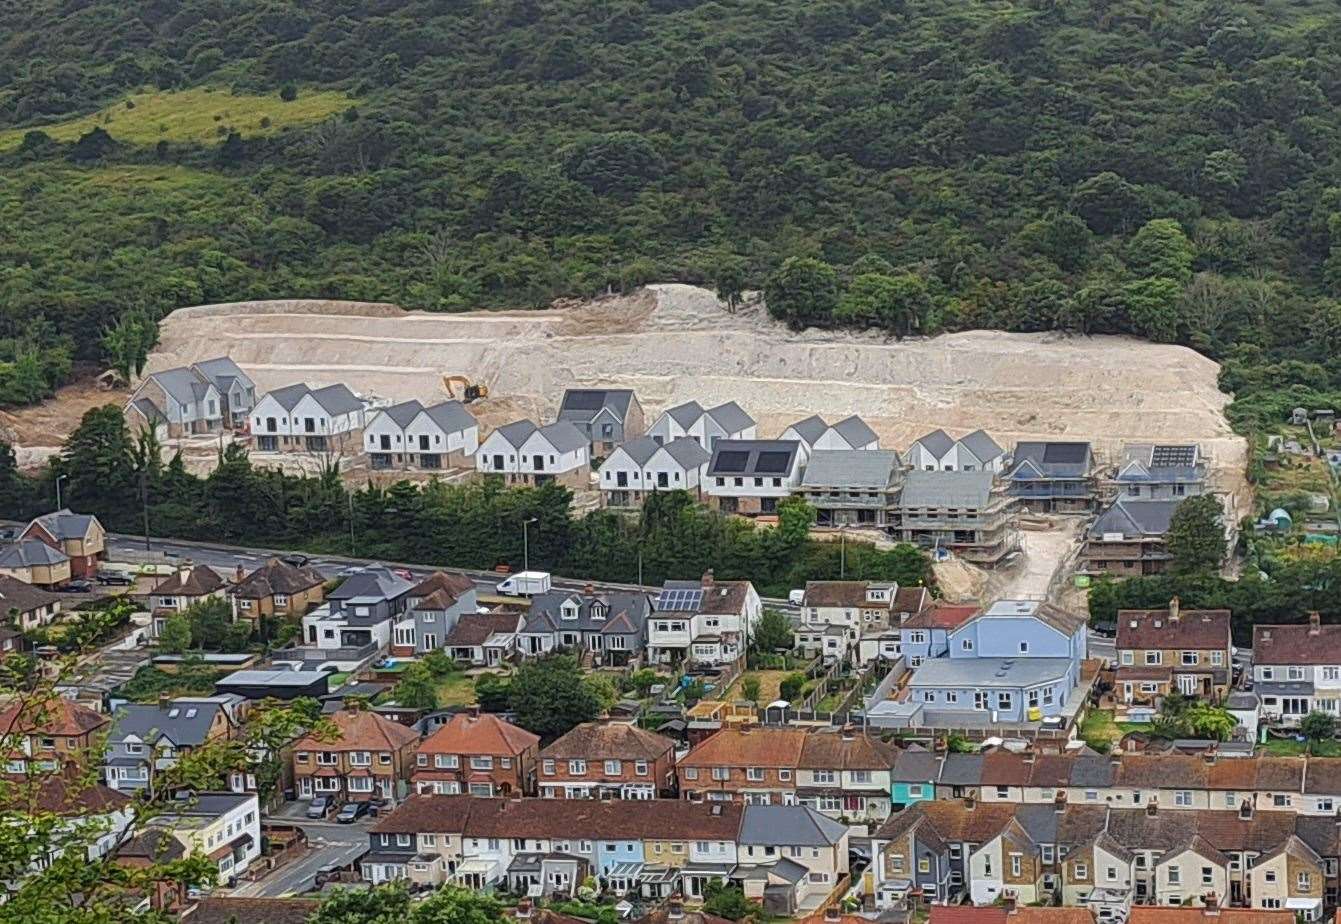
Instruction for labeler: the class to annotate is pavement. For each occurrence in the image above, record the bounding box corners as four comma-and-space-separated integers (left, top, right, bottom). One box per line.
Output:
228, 815, 373, 898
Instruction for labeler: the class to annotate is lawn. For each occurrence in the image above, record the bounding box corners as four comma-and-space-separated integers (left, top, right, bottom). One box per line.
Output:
1079, 709, 1153, 750
0, 86, 349, 150
1261, 736, 1341, 757
326, 672, 350, 689
727, 670, 794, 705
434, 673, 477, 708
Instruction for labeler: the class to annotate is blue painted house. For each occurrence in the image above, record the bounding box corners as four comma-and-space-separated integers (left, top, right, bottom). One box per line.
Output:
897, 603, 980, 668
904, 600, 1088, 723
1006, 441, 1095, 512
890, 746, 940, 809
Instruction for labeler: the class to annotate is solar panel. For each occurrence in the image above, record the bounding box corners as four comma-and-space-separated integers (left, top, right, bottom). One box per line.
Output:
1042, 442, 1089, 464
754, 451, 792, 474
656, 588, 704, 611
1151, 444, 1196, 467
563, 390, 606, 411
714, 450, 751, 473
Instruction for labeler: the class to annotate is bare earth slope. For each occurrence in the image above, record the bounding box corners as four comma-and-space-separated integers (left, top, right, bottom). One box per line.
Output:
151, 284, 1246, 507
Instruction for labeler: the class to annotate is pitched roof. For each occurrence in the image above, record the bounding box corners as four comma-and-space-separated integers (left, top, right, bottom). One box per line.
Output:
1, 770, 130, 816
310, 383, 364, 416
410, 795, 744, 841
974, 599, 1088, 636
145, 366, 213, 406
108, 700, 225, 748
229, 558, 325, 599
829, 415, 878, 448
679, 727, 808, 768
264, 383, 311, 411
0, 574, 60, 613
802, 581, 869, 608
739, 804, 848, 845
899, 470, 994, 508
421, 400, 476, 434
1116, 606, 1231, 651
659, 577, 755, 617
377, 399, 424, 429
706, 401, 754, 434
661, 436, 712, 469
294, 708, 418, 752
1254, 621, 1341, 665
408, 571, 475, 608
329, 567, 413, 602
191, 356, 251, 386
538, 420, 589, 454
613, 436, 663, 466
0, 539, 70, 567
525, 592, 651, 636
181, 898, 321, 924
785, 415, 829, 444
891, 745, 941, 783
1010, 441, 1093, 477
1128, 911, 1291, 924
557, 389, 637, 424
706, 439, 801, 478
540, 722, 674, 762
957, 429, 1004, 464
420, 712, 538, 757
902, 602, 979, 630
911, 429, 955, 459
445, 610, 524, 646
664, 400, 705, 429
0, 696, 108, 737
149, 565, 226, 597
893, 585, 932, 616
30, 508, 99, 541
1088, 499, 1183, 539
494, 419, 539, 448
797, 729, 898, 770
800, 449, 901, 489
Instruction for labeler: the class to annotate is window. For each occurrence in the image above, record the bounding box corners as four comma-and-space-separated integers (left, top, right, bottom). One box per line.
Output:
317, 752, 337, 765
996, 786, 1010, 799
1202, 866, 1213, 886
1289, 666, 1306, 681
996, 692, 1012, 710
907, 631, 926, 644
1273, 794, 1291, 807
1041, 845, 1054, 864
349, 751, 371, 766
683, 768, 698, 781
909, 785, 923, 798
1326, 667, 1341, 682
569, 760, 586, 774
605, 760, 622, 775
1145, 651, 1162, 665
918, 858, 930, 874
1211, 650, 1224, 666
1121, 650, 1133, 665
961, 638, 974, 651
1175, 790, 1192, 806
779, 769, 792, 781
542, 759, 555, 775
1299, 872, 1313, 890
1261, 667, 1274, 680
1073, 862, 1087, 879
1019, 641, 1029, 654
891, 854, 905, 873
1182, 651, 1198, 665
745, 767, 764, 781
813, 769, 835, 784
1167, 867, 1180, 885
711, 767, 729, 781
1106, 866, 1117, 882
435, 754, 458, 769
1264, 870, 1277, 884
1085, 790, 1098, 802
1010, 854, 1022, 877
1320, 798, 1334, 812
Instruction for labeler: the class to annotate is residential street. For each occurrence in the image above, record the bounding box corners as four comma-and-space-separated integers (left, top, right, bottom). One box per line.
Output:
228, 816, 373, 899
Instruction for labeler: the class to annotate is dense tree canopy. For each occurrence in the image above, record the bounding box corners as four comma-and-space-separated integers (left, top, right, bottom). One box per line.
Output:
1, 0, 1339, 421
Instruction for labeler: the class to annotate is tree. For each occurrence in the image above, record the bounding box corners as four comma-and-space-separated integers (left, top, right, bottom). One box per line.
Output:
185, 597, 232, 651
395, 662, 438, 711
310, 882, 411, 924
740, 676, 761, 703
776, 496, 815, 546
835, 272, 930, 338
779, 672, 806, 702
1167, 495, 1226, 575
508, 654, 601, 739
1181, 703, 1237, 741
753, 609, 794, 653
1069, 171, 1148, 235
560, 132, 664, 198
714, 258, 748, 313
423, 650, 456, 678
585, 673, 618, 712
764, 257, 839, 330
474, 673, 511, 713
628, 668, 660, 696
158, 613, 192, 655
279, 82, 298, 102
1301, 711, 1336, 746
1127, 219, 1195, 283
703, 880, 753, 920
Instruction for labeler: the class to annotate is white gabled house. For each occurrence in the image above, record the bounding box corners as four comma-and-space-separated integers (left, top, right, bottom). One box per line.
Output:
646, 400, 756, 450
365, 399, 478, 470
782, 414, 880, 459
704, 439, 805, 516
124, 357, 256, 439
251, 382, 367, 454
477, 419, 590, 487
599, 436, 712, 508
906, 428, 1005, 473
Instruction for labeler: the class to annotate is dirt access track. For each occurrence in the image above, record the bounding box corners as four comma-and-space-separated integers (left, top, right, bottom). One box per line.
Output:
145, 284, 1247, 497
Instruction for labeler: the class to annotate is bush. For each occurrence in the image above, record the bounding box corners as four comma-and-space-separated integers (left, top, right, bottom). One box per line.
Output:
279, 82, 297, 101
779, 672, 806, 702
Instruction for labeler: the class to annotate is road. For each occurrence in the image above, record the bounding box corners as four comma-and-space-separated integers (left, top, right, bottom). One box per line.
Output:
229, 817, 372, 898
102, 532, 802, 615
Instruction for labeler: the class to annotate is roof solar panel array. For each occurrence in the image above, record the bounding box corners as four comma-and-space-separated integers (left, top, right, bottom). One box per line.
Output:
1151, 444, 1196, 467
754, 451, 792, 474
714, 450, 751, 473
656, 588, 704, 611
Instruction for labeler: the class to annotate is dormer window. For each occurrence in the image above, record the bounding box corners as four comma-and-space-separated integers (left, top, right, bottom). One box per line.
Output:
591, 601, 607, 621
561, 602, 579, 621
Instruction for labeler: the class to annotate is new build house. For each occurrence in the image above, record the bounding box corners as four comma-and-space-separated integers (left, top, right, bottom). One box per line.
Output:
891, 471, 1018, 565
364, 399, 478, 470
599, 436, 712, 508
250, 383, 367, 454
704, 439, 805, 516
795, 449, 903, 528
905, 429, 1006, 473
476, 420, 591, 487
1112, 443, 1209, 501
124, 357, 255, 438
1007, 441, 1097, 512
557, 389, 644, 455
780, 415, 880, 457
1116, 601, 1232, 706
646, 400, 756, 450
1081, 499, 1184, 578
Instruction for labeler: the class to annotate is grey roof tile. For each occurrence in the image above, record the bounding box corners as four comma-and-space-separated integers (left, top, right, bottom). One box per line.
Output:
899, 470, 994, 508
379, 400, 424, 429
1087, 499, 1183, 539
912, 429, 955, 459
958, 429, 1003, 464
738, 804, 847, 845
494, 420, 539, 448
665, 400, 705, 429
661, 437, 712, 469
705, 401, 754, 434
785, 415, 829, 444
829, 415, 878, 448
557, 389, 636, 424
421, 400, 476, 434
801, 450, 901, 489
539, 420, 589, 454
0, 539, 69, 567
310, 383, 364, 416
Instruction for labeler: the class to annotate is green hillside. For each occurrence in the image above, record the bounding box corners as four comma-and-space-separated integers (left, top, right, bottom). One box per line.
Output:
1, 0, 1340, 419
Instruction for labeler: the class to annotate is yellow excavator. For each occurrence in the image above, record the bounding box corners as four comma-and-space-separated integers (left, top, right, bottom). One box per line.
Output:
442, 375, 489, 403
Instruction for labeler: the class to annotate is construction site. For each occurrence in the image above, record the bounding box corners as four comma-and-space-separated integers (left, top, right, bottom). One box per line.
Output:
0, 283, 1249, 602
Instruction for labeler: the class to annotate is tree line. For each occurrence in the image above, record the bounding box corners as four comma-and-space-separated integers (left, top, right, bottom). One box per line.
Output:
0, 407, 932, 598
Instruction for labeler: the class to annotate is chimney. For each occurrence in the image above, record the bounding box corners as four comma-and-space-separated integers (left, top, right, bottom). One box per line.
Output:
964, 794, 976, 810
1022, 747, 1036, 765
234, 564, 245, 583
1054, 790, 1067, 813
701, 569, 714, 588
515, 898, 533, 920
1239, 799, 1253, 821
824, 906, 842, 924
1002, 896, 1017, 915
1169, 596, 1180, 622
1310, 611, 1322, 635
178, 560, 193, 579
467, 705, 481, 719
1146, 799, 1157, 817
841, 725, 855, 741
1202, 892, 1220, 915
668, 895, 685, 920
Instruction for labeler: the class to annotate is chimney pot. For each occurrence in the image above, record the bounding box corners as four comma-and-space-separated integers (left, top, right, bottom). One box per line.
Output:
701, 569, 714, 587
964, 795, 976, 810
1146, 800, 1157, 816
1310, 611, 1322, 634
1169, 596, 1180, 622
1002, 897, 1017, 915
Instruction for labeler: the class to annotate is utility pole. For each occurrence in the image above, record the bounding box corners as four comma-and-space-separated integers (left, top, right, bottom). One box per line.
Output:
347, 493, 357, 557
140, 471, 151, 551
55, 473, 68, 509
522, 517, 538, 572
637, 547, 643, 589
840, 525, 848, 579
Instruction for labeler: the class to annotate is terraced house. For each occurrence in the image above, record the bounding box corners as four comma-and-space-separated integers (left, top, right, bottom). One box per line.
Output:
1115, 600, 1232, 707
871, 797, 1339, 920
1253, 613, 1341, 726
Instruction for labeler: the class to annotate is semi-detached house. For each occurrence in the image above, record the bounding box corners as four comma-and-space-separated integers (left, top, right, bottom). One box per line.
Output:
905, 429, 1006, 473
251, 382, 367, 453
413, 711, 538, 797
599, 436, 712, 508
124, 356, 255, 438
647, 400, 756, 450
647, 572, 761, 668
516, 590, 651, 666
1254, 613, 1341, 726
476, 419, 591, 487
292, 706, 419, 803
1115, 599, 1231, 706
556, 388, 644, 455
364, 399, 478, 470
538, 721, 677, 800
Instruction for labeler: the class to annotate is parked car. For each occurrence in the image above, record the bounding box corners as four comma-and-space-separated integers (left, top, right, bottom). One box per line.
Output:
95, 568, 134, 585
59, 579, 93, 593
315, 862, 344, 886
282, 554, 311, 568
306, 795, 336, 819
335, 801, 370, 824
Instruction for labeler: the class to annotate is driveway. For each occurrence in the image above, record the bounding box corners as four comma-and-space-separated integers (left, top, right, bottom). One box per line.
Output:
229, 817, 373, 898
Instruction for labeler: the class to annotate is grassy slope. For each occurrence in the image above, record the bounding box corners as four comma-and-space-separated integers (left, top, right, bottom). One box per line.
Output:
0, 87, 348, 150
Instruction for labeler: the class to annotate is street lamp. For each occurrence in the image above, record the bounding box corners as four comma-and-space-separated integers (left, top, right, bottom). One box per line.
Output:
55, 474, 68, 509
839, 524, 849, 579
522, 517, 538, 572
347, 493, 357, 558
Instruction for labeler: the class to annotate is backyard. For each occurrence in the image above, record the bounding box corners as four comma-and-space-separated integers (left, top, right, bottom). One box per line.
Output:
434, 673, 478, 708
1079, 709, 1153, 751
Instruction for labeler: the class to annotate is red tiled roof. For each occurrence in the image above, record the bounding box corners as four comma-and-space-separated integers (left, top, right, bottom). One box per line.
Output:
183, 897, 321, 924
0, 770, 130, 816
1116, 606, 1231, 651
679, 727, 807, 769
295, 708, 418, 752
421, 713, 538, 757
0, 696, 108, 738
902, 603, 979, 630
445, 611, 524, 647
541, 722, 673, 762
410, 571, 475, 600
149, 565, 226, 597
1253, 621, 1341, 665
1128, 909, 1292, 924
931, 911, 1094, 924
